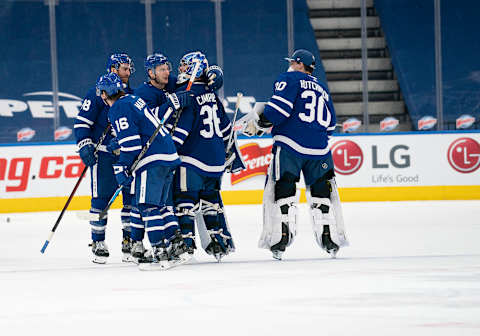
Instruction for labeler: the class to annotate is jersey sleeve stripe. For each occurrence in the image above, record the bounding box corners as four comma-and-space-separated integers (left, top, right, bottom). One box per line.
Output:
174, 127, 189, 136
76, 115, 94, 125
144, 109, 160, 128
118, 135, 141, 145
121, 145, 142, 152
172, 136, 184, 145
327, 126, 336, 131
272, 95, 293, 109
74, 124, 90, 129
220, 124, 231, 135
267, 102, 290, 118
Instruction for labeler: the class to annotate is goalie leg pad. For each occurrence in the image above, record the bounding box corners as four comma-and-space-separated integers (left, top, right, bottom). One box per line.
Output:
198, 190, 233, 254
307, 177, 349, 250
258, 163, 299, 250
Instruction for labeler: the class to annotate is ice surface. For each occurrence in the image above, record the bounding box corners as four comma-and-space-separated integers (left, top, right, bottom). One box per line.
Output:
1, 201, 479, 335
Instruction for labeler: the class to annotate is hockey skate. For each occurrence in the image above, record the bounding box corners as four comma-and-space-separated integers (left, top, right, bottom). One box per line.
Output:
130, 240, 153, 264
121, 237, 133, 263
91, 241, 109, 264
270, 223, 289, 260
139, 246, 170, 271
321, 225, 339, 258
169, 231, 192, 266
205, 233, 228, 262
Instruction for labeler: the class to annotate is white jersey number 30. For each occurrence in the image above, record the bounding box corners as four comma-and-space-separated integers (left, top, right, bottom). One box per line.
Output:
299, 90, 331, 127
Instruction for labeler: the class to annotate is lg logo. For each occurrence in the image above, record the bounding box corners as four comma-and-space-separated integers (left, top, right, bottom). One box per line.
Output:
331, 140, 411, 175
447, 138, 480, 173
331, 140, 363, 175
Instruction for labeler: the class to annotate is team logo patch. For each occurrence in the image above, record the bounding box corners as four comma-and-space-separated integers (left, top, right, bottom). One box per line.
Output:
342, 118, 362, 133
418, 116, 437, 130
17, 127, 35, 142
447, 137, 480, 173
380, 117, 399, 131
230, 143, 273, 185
331, 140, 363, 175
456, 114, 475, 129
54, 126, 72, 141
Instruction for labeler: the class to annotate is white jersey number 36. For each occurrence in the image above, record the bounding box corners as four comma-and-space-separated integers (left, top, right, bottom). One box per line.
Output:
299, 90, 331, 127
200, 105, 223, 139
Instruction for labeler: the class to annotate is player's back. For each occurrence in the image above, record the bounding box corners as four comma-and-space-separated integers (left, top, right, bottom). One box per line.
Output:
171, 83, 230, 177
265, 71, 336, 159
108, 94, 179, 173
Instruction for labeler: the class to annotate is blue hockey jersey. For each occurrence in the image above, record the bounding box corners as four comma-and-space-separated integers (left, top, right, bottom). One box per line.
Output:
263, 71, 336, 159
107, 94, 180, 173
74, 86, 113, 150
134, 82, 173, 123
74, 82, 134, 148
170, 82, 231, 177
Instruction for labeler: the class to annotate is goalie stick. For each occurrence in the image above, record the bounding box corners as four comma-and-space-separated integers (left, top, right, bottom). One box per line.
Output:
225, 92, 243, 152
41, 124, 112, 253
77, 61, 202, 222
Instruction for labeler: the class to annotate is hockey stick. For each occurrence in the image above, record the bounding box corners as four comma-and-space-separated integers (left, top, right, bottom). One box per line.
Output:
226, 92, 243, 152
40, 124, 112, 253
78, 65, 201, 222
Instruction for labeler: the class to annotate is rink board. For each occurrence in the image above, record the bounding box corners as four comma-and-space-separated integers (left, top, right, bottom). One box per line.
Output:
0, 132, 479, 212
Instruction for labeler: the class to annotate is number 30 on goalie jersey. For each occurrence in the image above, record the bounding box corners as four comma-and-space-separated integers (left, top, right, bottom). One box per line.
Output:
263, 71, 336, 159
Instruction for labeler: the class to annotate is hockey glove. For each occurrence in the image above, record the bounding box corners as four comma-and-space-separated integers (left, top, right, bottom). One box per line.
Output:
113, 165, 133, 188
237, 111, 272, 137
78, 138, 97, 167
206, 65, 224, 92
167, 91, 194, 111
106, 137, 120, 155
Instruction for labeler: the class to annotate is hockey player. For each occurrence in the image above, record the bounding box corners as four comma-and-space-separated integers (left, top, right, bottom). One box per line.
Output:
74, 53, 136, 263
130, 53, 195, 261
96, 72, 190, 270
132, 52, 227, 261
170, 52, 235, 261
241, 49, 348, 260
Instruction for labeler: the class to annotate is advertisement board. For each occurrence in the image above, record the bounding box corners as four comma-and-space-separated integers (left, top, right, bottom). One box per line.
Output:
1, 132, 479, 213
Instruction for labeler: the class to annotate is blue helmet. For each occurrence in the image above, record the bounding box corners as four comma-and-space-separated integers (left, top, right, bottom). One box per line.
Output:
96, 72, 123, 97
183, 51, 209, 78
285, 49, 316, 69
106, 53, 135, 74
144, 53, 171, 77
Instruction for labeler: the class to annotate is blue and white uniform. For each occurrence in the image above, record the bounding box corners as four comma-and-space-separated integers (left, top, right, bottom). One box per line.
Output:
132, 82, 179, 244
74, 85, 133, 242
108, 94, 181, 247
170, 82, 234, 253
264, 71, 336, 187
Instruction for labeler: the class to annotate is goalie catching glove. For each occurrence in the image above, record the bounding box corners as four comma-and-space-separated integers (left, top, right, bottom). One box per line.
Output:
235, 103, 272, 137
